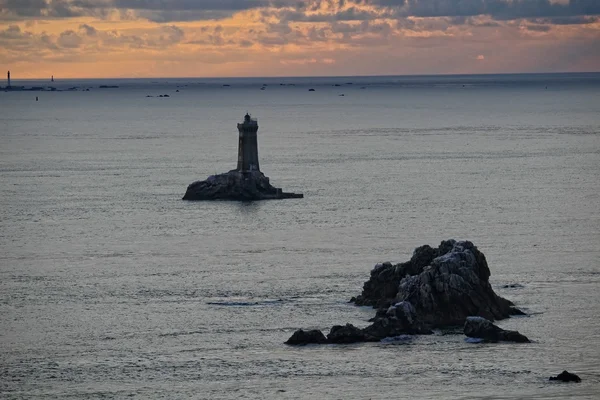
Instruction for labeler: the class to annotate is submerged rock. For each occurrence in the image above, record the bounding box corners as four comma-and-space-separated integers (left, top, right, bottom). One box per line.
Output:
287, 240, 527, 345
285, 329, 327, 345
463, 316, 529, 343
502, 283, 524, 289
549, 370, 581, 383
182, 170, 303, 201
380, 334, 414, 344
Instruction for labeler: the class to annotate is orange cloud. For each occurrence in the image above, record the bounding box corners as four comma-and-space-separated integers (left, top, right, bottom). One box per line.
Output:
0, 1, 598, 78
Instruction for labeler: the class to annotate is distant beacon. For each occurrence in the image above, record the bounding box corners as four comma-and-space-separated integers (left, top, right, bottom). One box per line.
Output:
7, 70, 11, 88
236, 113, 260, 172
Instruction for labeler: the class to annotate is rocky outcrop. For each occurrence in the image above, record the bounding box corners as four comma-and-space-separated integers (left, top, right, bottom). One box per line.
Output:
463, 316, 529, 343
352, 240, 520, 326
286, 240, 527, 345
327, 324, 377, 344
182, 170, 303, 201
549, 371, 581, 383
284, 329, 327, 345
285, 324, 378, 346
363, 301, 432, 338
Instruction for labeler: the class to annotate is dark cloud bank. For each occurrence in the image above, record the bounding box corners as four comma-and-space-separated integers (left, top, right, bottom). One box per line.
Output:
1, 0, 599, 23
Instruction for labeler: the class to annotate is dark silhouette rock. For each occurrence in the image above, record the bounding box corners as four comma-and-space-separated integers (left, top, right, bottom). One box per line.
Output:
286, 240, 527, 345
351, 245, 437, 309
364, 301, 433, 338
183, 170, 303, 201
549, 370, 581, 383
509, 307, 527, 316
464, 316, 529, 343
285, 329, 327, 345
327, 324, 376, 344
353, 240, 521, 328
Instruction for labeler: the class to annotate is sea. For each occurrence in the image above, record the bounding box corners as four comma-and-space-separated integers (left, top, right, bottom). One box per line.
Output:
1, 73, 599, 399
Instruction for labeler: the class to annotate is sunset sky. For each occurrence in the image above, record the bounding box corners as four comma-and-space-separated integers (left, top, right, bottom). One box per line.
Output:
1, 0, 599, 78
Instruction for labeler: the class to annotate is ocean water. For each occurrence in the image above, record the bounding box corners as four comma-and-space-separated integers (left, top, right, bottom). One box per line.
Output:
1, 73, 599, 399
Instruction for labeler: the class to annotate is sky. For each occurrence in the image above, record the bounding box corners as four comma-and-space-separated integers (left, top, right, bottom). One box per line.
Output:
1, 0, 599, 78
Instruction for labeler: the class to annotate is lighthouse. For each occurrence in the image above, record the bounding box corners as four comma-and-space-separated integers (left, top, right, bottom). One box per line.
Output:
182, 114, 303, 200
236, 113, 260, 172
7, 71, 11, 88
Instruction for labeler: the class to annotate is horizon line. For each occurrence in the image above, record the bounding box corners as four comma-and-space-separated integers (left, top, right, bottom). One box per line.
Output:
5, 71, 600, 81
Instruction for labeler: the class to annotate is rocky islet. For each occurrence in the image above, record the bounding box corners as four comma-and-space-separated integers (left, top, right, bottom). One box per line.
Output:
286, 240, 529, 345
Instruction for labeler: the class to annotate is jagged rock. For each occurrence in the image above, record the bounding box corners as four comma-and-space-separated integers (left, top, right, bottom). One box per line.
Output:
352, 245, 439, 308
287, 240, 527, 345
464, 316, 530, 343
285, 329, 327, 345
549, 370, 581, 383
363, 301, 432, 338
182, 170, 303, 201
353, 240, 522, 328
327, 324, 374, 343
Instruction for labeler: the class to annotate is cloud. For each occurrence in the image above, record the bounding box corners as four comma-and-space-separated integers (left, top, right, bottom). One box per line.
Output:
79, 23, 97, 36
0, 0, 48, 18
0, 21, 187, 58
160, 25, 185, 44
0, 24, 59, 55
57, 30, 82, 47
134, 10, 234, 23
1, 0, 599, 77
97, 25, 186, 49
0, 0, 89, 20
0, 24, 28, 39
110, 0, 269, 11
528, 15, 599, 25
387, 0, 600, 20
526, 24, 552, 32
0, 0, 280, 22
1, 0, 600, 23
280, 56, 336, 65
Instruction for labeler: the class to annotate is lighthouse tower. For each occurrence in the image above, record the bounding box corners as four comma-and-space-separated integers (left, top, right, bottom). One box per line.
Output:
236, 113, 260, 172
7, 71, 11, 88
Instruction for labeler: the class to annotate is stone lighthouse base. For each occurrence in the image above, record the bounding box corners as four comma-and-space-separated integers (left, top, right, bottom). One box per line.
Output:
182, 170, 303, 201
